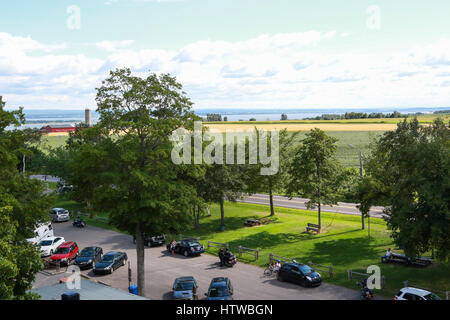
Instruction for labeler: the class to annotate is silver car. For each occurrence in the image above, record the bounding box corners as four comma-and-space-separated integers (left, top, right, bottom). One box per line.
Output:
50, 208, 70, 222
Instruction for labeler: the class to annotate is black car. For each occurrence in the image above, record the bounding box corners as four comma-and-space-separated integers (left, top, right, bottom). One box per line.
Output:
205, 277, 234, 300
277, 263, 322, 287
93, 251, 128, 275
167, 239, 205, 257
133, 234, 165, 247
75, 246, 103, 269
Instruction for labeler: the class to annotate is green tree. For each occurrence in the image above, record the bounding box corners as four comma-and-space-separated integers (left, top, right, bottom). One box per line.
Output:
74, 69, 200, 296
245, 129, 298, 216
285, 128, 345, 231
0, 97, 53, 299
363, 118, 450, 260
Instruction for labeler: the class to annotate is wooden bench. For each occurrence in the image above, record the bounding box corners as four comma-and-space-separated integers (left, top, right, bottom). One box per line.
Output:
306, 223, 320, 233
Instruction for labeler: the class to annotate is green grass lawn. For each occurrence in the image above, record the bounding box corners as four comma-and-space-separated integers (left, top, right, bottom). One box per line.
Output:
184, 202, 450, 299
53, 193, 450, 299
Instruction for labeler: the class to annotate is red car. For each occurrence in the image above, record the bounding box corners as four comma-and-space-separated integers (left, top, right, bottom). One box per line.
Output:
50, 241, 79, 266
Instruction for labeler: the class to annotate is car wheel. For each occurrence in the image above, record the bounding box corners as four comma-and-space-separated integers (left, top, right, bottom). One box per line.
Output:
50, 250, 53, 256
122, 259, 126, 266
183, 250, 189, 257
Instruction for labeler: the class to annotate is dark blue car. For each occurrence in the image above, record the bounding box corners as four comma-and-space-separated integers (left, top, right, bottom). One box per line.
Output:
167, 239, 205, 257
205, 277, 233, 300
93, 251, 127, 275
75, 246, 103, 270
277, 263, 322, 287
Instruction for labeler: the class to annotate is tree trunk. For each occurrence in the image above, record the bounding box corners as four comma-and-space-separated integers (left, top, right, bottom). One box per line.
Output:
318, 202, 321, 231
220, 198, 225, 229
135, 222, 145, 297
269, 178, 275, 216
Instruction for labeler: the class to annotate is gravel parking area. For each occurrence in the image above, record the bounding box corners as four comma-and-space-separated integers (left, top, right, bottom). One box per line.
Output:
33, 222, 365, 300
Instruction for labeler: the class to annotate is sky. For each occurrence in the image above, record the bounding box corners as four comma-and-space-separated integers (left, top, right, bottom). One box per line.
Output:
1, 0, 450, 110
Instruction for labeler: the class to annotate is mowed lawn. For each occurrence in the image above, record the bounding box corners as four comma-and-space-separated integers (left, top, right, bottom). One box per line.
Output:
53, 193, 450, 298
183, 202, 450, 299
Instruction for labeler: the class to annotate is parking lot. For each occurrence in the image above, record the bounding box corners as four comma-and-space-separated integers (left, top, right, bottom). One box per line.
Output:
33, 221, 364, 300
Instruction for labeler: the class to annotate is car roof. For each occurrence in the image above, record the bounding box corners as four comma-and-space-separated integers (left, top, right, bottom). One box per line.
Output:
104, 251, 122, 255
81, 246, 100, 251
175, 277, 195, 283
59, 241, 76, 248
400, 287, 432, 296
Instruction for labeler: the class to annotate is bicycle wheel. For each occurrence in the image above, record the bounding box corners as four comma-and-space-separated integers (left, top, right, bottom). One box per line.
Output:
264, 268, 273, 276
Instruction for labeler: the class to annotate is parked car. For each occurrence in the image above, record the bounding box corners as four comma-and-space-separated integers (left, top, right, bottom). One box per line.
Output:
75, 246, 103, 269
50, 208, 70, 222
26, 222, 54, 245
50, 241, 79, 266
395, 287, 441, 300
93, 251, 128, 275
205, 277, 234, 300
166, 239, 205, 257
133, 234, 165, 247
277, 262, 322, 287
172, 276, 199, 300
38, 236, 65, 257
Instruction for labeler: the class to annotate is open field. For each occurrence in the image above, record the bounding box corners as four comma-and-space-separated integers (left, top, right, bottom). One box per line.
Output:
39, 131, 383, 167
205, 114, 450, 125
53, 194, 450, 299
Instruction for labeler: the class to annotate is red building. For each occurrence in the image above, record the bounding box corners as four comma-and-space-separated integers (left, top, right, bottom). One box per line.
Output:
40, 124, 76, 133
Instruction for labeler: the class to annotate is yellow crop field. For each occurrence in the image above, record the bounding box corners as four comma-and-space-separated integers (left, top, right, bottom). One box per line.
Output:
203, 123, 399, 132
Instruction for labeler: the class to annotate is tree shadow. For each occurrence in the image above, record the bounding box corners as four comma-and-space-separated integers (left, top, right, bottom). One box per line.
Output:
307, 237, 380, 266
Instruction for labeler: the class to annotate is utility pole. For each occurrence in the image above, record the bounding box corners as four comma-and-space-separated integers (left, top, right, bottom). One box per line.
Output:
349, 145, 365, 230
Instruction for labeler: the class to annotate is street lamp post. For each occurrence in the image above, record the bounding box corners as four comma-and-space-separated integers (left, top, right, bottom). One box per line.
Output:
349, 144, 365, 230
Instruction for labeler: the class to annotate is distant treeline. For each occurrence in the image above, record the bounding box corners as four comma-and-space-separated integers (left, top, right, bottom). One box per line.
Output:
305, 111, 412, 120
433, 109, 450, 114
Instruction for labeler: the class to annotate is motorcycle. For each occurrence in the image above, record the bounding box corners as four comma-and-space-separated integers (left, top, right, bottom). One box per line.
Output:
73, 218, 87, 228
356, 279, 374, 300
222, 253, 237, 267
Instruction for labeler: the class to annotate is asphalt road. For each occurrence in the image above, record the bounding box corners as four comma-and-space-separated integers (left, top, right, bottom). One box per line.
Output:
238, 194, 386, 218
33, 221, 364, 300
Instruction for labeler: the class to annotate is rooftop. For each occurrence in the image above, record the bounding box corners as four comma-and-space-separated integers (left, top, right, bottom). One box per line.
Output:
31, 278, 149, 300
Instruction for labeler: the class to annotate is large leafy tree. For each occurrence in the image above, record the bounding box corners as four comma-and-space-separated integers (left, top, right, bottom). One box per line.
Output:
0, 97, 53, 299
245, 129, 298, 216
362, 118, 450, 260
74, 69, 200, 296
285, 128, 345, 231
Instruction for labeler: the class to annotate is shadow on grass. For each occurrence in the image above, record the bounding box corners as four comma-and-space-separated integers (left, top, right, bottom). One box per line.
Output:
308, 237, 380, 266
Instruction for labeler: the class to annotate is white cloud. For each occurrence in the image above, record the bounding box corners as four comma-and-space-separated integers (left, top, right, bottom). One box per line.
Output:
95, 40, 134, 52
2, 31, 450, 110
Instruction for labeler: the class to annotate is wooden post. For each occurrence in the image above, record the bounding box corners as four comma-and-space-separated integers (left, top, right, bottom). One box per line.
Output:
238, 246, 242, 258
404, 280, 408, 288
128, 261, 132, 288
269, 253, 273, 264
329, 265, 333, 278
347, 270, 352, 281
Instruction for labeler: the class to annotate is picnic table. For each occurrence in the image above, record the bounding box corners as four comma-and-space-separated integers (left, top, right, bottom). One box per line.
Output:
382, 252, 433, 267
244, 219, 261, 227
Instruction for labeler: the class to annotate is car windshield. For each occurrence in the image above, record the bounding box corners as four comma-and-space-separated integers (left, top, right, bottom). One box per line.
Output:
101, 255, 115, 262
188, 242, 200, 247
424, 293, 441, 300
208, 286, 228, 297
39, 240, 53, 246
54, 247, 69, 254
175, 282, 194, 291
80, 249, 94, 257
298, 265, 314, 274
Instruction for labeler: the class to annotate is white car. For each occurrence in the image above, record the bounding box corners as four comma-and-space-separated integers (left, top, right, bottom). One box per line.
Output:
50, 208, 70, 222
395, 287, 441, 300
38, 236, 65, 257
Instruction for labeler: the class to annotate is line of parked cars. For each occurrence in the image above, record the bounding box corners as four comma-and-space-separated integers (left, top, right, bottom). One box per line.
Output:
172, 276, 234, 300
